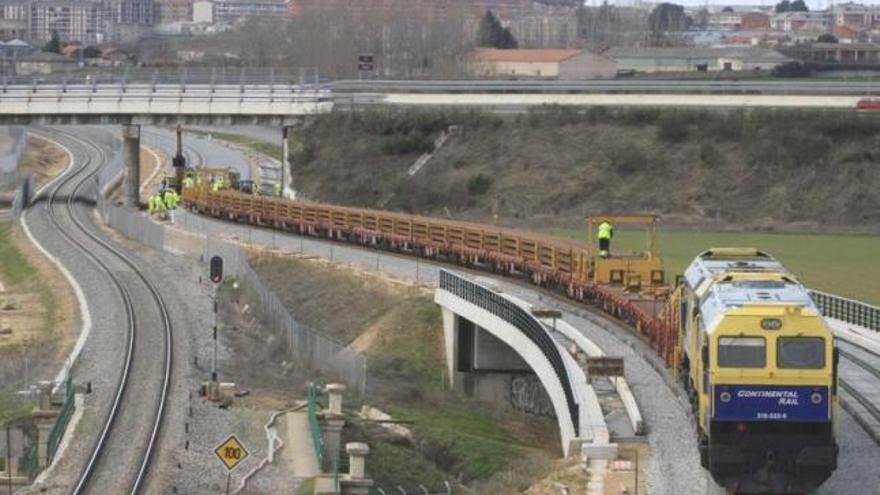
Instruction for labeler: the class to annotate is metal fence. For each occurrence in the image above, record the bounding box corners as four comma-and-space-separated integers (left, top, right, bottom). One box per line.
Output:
810, 290, 880, 332
232, 243, 368, 393
438, 269, 579, 434
97, 188, 368, 394
45, 376, 74, 464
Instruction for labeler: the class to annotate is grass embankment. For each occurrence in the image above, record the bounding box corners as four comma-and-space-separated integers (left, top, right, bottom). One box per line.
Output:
0, 222, 54, 423
547, 228, 880, 305
285, 108, 880, 233
251, 253, 557, 493
0, 222, 39, 286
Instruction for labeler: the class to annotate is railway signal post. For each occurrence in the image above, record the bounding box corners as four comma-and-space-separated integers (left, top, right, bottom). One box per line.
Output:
209, 256, 223, 399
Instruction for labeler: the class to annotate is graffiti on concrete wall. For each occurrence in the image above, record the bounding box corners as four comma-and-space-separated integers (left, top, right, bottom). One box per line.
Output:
510, 374, 555, 418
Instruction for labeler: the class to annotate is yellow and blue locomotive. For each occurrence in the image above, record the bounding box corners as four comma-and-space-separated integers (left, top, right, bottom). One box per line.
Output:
678, 248, 838, 494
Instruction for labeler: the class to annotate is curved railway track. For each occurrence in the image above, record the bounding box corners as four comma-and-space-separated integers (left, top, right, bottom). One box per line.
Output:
837, 343, 880, 441
35, 129, 173, 494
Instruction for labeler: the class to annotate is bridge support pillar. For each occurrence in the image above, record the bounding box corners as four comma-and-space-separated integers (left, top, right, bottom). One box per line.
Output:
122, 123, 141, 208
280, 126, 291, 198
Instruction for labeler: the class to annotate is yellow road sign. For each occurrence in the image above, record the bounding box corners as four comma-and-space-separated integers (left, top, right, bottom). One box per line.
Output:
214, 435, 249, 471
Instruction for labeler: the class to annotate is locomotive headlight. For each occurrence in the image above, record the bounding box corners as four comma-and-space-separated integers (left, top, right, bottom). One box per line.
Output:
720, 392, 732, 403
811, 392, 823, 404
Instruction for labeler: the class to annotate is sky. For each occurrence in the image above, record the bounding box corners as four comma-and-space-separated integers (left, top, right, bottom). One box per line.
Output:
590, 0, 878, 9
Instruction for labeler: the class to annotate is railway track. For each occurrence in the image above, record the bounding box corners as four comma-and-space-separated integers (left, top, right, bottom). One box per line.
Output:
837, 342, 880, 442
35, 129, 173, 494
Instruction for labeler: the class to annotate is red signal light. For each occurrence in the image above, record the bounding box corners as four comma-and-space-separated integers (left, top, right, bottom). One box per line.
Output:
736, 423, 747, 433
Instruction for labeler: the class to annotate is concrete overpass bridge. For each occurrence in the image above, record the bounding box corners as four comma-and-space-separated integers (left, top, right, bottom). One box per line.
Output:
0, 83, 332, 126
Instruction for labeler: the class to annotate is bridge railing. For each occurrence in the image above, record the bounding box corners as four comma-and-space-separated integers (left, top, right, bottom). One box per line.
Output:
1, 66, 323, 87
438, 269, 579, 433
810, 290, 880, 332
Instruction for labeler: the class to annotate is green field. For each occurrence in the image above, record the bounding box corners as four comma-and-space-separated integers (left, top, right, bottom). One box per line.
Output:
546, 228, 880, 306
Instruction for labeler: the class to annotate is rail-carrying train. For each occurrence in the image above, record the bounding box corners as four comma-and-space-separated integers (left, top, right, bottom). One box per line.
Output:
678, 248, 838, 493
181, 182, 838, 494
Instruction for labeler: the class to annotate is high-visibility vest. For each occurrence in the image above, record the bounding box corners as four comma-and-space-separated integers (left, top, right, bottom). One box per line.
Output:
597, 222, 613, 240
183, 177, 194, 188
148, 195, 155, 213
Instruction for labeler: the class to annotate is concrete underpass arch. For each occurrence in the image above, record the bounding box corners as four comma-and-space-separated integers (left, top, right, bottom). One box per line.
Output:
435, 275, 590, 455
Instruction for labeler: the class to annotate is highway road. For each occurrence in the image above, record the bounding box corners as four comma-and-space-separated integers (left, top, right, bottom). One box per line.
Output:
341, 91, 863, 109
332, 78, 880, 95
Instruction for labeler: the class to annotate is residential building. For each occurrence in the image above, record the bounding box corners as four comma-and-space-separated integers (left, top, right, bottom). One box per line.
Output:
473, 48, 616, 78
111, 0, 159, 25
192, 0, 211, 22
0, 0, 27, 21
157, 0, 192, 23
0, 18, 26, 39
770, 11, 828, 32
831, 2, 880, 29
211, 0, 287, 23
605, 47, 790, 73
28, 0, 106, 44
788, 42, 880, 64
707, 12, 742, 31
740, 12, 770, 31
832, 24, 862, 43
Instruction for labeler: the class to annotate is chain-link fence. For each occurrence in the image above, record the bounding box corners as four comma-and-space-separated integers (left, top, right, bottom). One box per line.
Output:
97, 185, 368, 393
200, 234, 367, 393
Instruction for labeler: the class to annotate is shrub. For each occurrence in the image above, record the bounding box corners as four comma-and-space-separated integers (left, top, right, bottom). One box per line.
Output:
381, 133, 434, 155
619, 108, 660, 126
605, 142, 645, 176
466, 174, 492, 195
772, 61, 811, 78
699, 142, 720, 166
656, 112, 690, 142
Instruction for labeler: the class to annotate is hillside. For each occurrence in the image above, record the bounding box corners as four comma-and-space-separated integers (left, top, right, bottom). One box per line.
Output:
289, 107, 880, 233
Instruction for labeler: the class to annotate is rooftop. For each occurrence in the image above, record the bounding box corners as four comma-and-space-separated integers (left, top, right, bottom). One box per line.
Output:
475, 48, 584, 63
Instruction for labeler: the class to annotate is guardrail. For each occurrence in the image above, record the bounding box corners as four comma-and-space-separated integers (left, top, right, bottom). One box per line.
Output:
810, 290, 880, 332
331, 78, 880, 96
438, 269, 579, 432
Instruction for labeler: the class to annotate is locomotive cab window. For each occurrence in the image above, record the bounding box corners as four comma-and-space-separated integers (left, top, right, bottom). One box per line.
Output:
777, 337, 825, 369
717, 336, 766, 368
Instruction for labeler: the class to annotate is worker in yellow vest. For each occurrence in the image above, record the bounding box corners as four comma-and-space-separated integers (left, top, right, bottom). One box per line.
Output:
182, 176, 194, 189
597, 220, 613, 258
163, 189, 177, 210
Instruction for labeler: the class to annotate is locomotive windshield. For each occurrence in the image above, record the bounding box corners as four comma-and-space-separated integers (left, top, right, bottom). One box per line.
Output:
777, 337, 826, 369
717, 336, 766, 368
